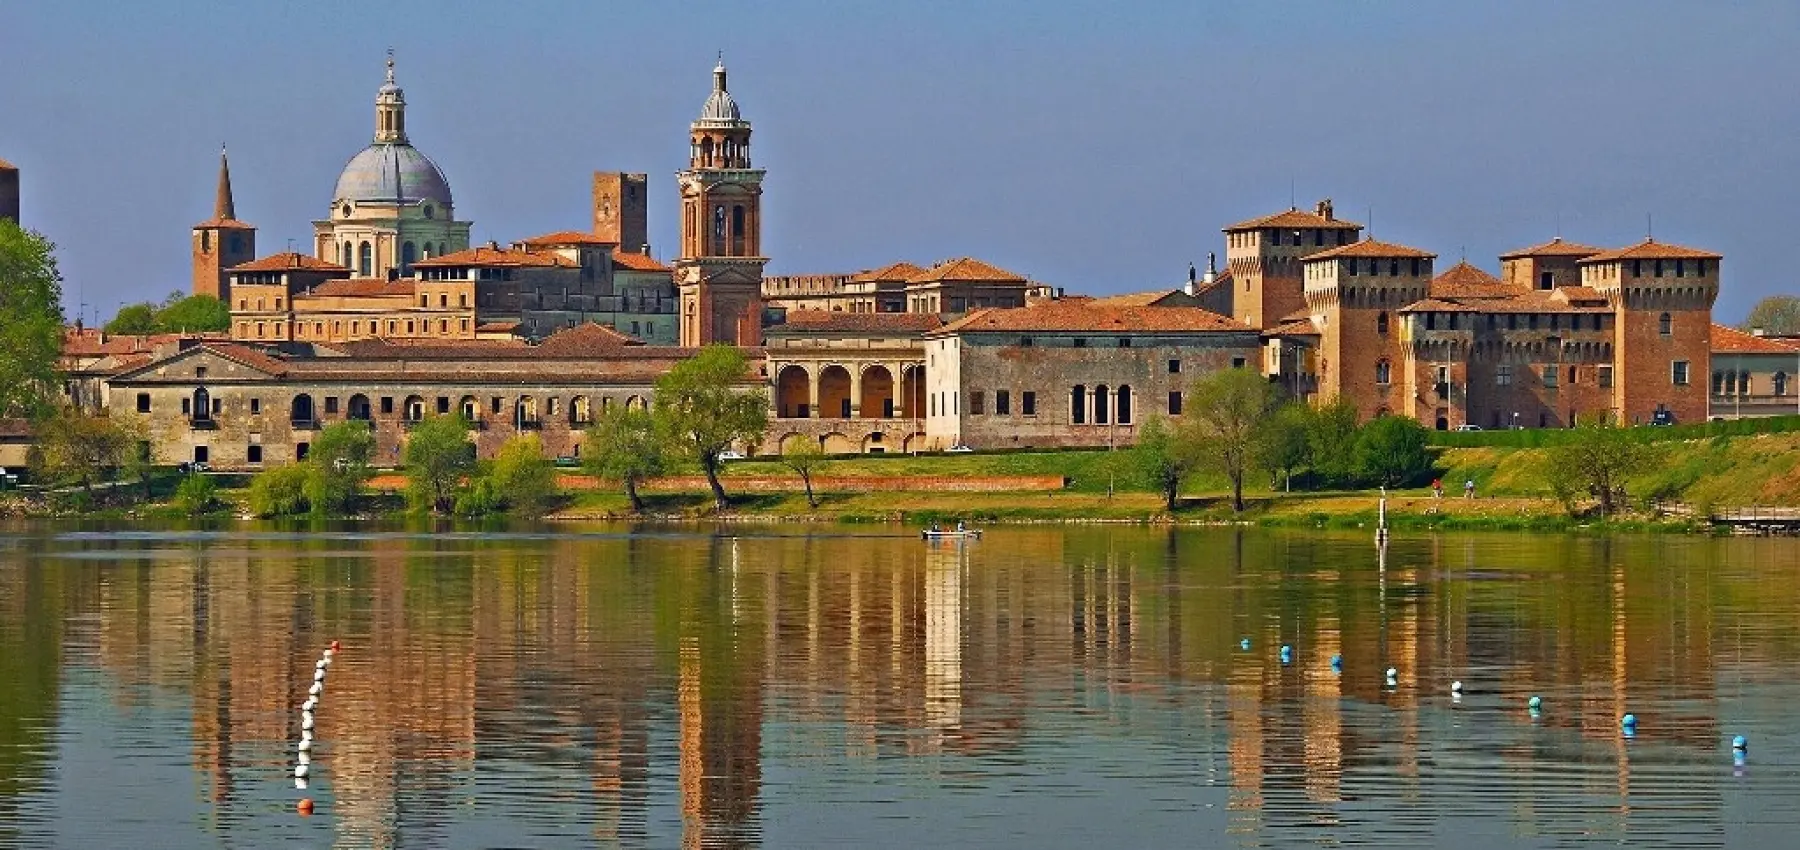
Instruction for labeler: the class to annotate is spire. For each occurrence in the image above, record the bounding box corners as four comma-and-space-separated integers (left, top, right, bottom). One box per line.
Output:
215, 145, 236, 221
386, 48, 396, 86
714, 51, 727, 92
374, 50, 407, 143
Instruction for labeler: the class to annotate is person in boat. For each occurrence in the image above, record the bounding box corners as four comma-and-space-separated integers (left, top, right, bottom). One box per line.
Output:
930, 522, 941, 533
956, 521, 965, 533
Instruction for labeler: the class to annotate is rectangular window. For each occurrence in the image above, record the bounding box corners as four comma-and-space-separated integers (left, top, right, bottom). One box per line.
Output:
1539, 271, 1553, 290
1232, 356, 1247, 369
136, 393, 151, 413
380, 396, 394, 415
1168, 359, 1181, 374
247, 444, 263, 464
996, 390, 1011, 416
1022, 391, 1037, 416
325, 396, 339, 414
1542, 365, 1558, 388
492, 397, 503, 414
1672, 360, 1691, 386
1073, 338, 1086, 348
1020, 336, 1034, 347
1599, 365, 1614, 388
1168, 391, 1183, 415
970, 391, 985, 415
182, 397, 191, 415
1118, 338, 1132, 348
437, 397, 450, 414
249, 398, 261, 415
1496, 365, 1514, 386
296, 442, 310, 461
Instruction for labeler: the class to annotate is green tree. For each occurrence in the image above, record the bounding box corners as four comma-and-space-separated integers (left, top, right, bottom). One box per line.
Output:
652, 345, 769, 512
1742, 295, 1800, 336
1184, 368, 1280, 512
249, 464, 312, 517
583, 406, 666, 512
103, 303, 160, 335
781, 437, 827, 509
0, 220, 66, 419
303, 420, 375, 515
488, 434, 558, 516
1132, 416, 1197, 512
1306, 398, 1361, 487
1254, 402, 1312, 492
172, 473, 222, 514
26, 407, 138, 494
153, 293, 231, 333
1544, 419, 1655, 517
1353, 415, 1433, 487
403, 414, 475, 514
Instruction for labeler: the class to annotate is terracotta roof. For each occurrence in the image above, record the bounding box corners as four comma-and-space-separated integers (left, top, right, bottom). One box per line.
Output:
1444, 290, 1610, 314
1264, 318, 1320, 337
0, 158, 16, 171
413, 246, 578, 268
302, 278, 415, 298
62, 329, 203, 357
231, 252, 350, 273
1224, 207, 1363, 232
192, 217, 255, 230
1397, 298, 1480, 313
1303, 238, 1436, 261
1498, 237, 1604, 260
1713, 324, 1800, 354
849, 261, 926, 283
612, 251, 671, 272
199, 342, 290, 375
766, 310, 944, 334
1092, 290, 1201, 308
535, 322, 644, 355
930, 302, 1252, 336
1552, 286, 1608, 305
476, 320, 521, 332
1578, 238, 1722, 263
517, 230, 618, 247
906, 257, 1027, 284
1429, 261, 1511, 298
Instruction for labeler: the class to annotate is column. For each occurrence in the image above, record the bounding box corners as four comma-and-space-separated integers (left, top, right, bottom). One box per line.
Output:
807, 366, 821, 419
849, 366, 863, 419
891, 364, 905, 421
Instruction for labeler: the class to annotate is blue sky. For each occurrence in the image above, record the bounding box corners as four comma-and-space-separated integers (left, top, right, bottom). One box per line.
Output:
4, 0, 1794, 323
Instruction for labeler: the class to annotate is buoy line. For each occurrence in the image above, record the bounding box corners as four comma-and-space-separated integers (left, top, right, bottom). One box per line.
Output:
295, 639, 340, 816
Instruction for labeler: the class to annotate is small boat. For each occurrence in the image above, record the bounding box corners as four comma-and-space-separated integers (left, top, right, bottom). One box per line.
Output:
921, 528, 982, 540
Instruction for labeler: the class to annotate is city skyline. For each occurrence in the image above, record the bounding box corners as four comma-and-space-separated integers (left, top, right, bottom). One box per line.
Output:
5, 0, 1795, 323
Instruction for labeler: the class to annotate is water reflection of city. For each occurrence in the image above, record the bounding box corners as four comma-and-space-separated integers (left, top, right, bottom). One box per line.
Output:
5, 527, 1800, 846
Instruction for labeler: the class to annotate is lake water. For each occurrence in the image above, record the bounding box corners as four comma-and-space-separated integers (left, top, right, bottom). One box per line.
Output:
2, 524, 1799, 848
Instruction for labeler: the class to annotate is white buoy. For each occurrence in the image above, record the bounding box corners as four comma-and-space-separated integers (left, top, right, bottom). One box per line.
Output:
301, 729, 313, 743
298, 738, 312, 752
1385, 667, 1398, 681
315, 659, 327, 670
1452, 681, 1464, 694
301, 711, 315, 731
295, 778, 308, 791
303, 697, 316, 712
309, 681, 323, 696
313, 668, 326, 683
298, 751, 310, 766
295, 763, 309, 778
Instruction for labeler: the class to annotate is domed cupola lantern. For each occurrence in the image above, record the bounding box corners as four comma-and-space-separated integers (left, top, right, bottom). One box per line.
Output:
314, 51, 471, 278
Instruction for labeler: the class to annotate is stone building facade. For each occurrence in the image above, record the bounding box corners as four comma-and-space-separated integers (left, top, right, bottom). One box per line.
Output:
1708, 325, 1800, 420
922, 299, 1262, 450
764, 311, 935, 454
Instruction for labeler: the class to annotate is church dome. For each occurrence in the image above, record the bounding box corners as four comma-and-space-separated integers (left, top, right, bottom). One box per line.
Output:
696, 59, 743, 124
332, 143, 453, 207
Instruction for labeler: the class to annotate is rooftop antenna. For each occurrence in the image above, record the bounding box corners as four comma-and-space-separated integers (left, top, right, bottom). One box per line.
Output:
1289, 177, 1296, 210
1646, 212, 1654, 241
1366, 206, 1374, 239
1554, 211, 1562, 239
287, 238, 296, 253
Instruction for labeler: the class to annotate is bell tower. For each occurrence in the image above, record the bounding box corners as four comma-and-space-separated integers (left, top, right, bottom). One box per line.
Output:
676, 56, 766, 347
192, 146, 256, 302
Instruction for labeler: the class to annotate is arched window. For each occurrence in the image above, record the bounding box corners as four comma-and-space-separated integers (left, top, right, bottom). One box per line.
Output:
191, 387, 211, 422
437, 242, 447, 258
1713, 372, 1725, 395
1116, 385, 1133, 425
359, 241, 373, 277
291, 394, 315, 425
342, 241, 352, 267
1658, 312, 1672, 336
1776, 372, 1789, 397
1375, 359, 1392, 385
1093, 385, 1110, 425
1741, 371, 1752, 395
732, 205, 745, 236
1376, 312, 1389, 335
402, 241, 416, 273
1071, 385, 1086, 425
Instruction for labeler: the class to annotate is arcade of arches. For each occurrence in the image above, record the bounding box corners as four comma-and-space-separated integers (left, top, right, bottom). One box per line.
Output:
774, 363, 924, 421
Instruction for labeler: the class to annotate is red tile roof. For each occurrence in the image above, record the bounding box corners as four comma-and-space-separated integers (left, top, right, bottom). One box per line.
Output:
1224, 207, 1364, 232
906, 257, 1027, 284
1497, 237, 1604, 260
1303, 238, 1436, 261
413, 246, 578, 268
535, 322, 644, 355
1264, 318, 1320, 337
1092, 290, 1202, 308
1713, 324, 1800, 354
1397, 298, 1480, 313
231, 252, 350, 273
192, 217, 255, 230
302, 278, 416, 298
1553, 286, 1609, 305
200, 342, 290, 375
1579, 238, 1722, 263
517, 230, 618, 247
612, 251, 671, 272
766, 310, 944, 334
930, 301, 1251, 335
62, 329, 207, 357
849, 261, 926, 283
1429, 261, 1511, 298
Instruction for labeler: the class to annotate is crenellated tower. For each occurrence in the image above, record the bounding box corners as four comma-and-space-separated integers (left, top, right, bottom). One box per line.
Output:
1301, 238, 1436, 420
675, 56, 766, 347
1579, 238, 1721, 425
192, 147, 256, 302
1221, 199, 1362, 329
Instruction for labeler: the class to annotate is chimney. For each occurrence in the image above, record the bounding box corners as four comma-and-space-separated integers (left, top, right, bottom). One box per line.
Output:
1753, 327, 1766, 337
640, 242, 651, 256
1316, 198, 1334, 221
1186, 262, 1197, 295
1203, 251, 1217, 284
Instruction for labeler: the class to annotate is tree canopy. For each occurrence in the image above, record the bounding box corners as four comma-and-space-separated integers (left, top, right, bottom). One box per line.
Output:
103, 291, 230, 335
1743, 296, 1800, 336
26, 406, 141, 493
583, 405, 666, 513
652, 345, 768, 511
1545, 419, 1655, 516
1131, 416, 1197, 512
1353, 415, 1433, 487
304, 420, 376, 515
781, 437, 828, 509
403, 414, 475, 514
487, 434, 558, 517
0, 220, 66, 419
1183, 367, 1281, 512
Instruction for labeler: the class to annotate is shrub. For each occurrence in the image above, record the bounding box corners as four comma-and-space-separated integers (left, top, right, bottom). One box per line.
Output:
489, 435, 557, 516
173, 474, 222, 514
248, 464, 312, 517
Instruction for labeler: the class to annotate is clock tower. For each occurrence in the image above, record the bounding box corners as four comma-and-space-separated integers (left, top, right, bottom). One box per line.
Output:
676, 57, 766, 347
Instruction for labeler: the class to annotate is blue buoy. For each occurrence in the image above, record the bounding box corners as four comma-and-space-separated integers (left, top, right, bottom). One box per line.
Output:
1527, 695, 1542, 711
1733, 735, 1748, 752
1621, 714, 1637, 734
1279, 645, 1293, 664
1240, 638, 1251, 651
1385, 667, 1398, 685
1330, 654, 1342, 669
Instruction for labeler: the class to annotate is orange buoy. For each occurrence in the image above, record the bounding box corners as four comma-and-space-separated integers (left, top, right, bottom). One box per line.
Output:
329, 640, 341, 652
297, 798, 315, 815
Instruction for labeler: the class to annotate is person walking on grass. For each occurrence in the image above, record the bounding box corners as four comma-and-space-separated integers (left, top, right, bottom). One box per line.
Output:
1464, 478, 1476, 499
1432, 478, 1443, 499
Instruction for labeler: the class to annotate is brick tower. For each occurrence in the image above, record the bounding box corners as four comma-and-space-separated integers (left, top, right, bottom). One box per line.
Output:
1579, 239, 1721, 425
0, 157, 18, 224
675, 56, 766, 347
1221, 199, 1362, 329
593, 171, 649, 254
192, 147, 256, 302
1301, 238, 1437, 421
